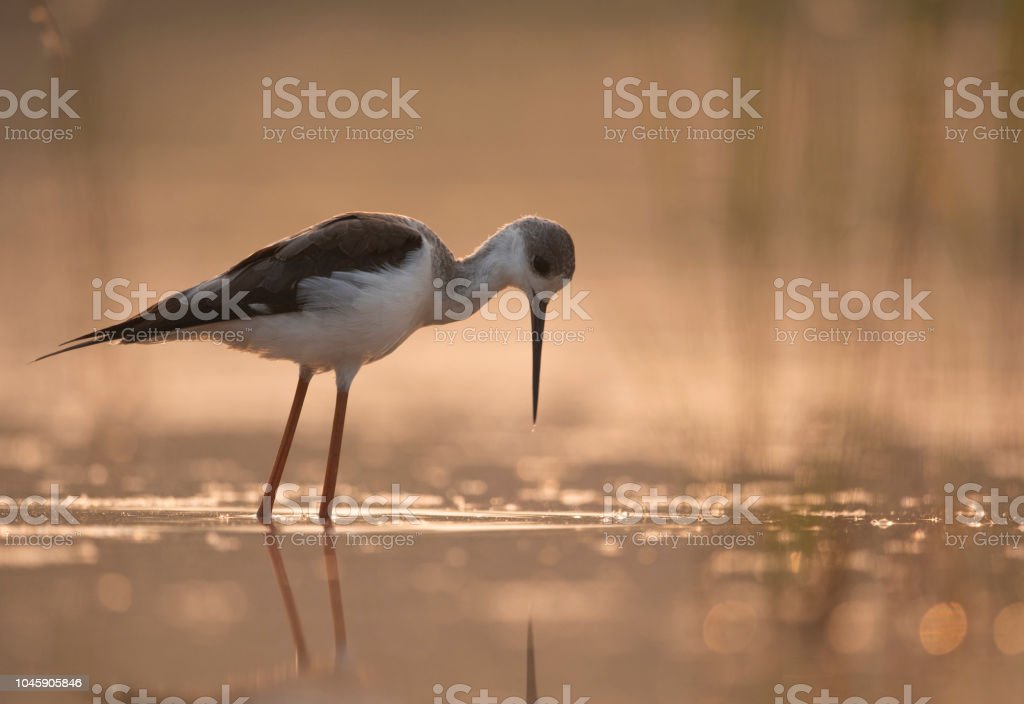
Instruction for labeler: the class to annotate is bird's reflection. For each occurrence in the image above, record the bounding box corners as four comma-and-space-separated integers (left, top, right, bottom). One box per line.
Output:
255, 526, 370, 702
256, 526, 540, 703
526, 615, 537, 703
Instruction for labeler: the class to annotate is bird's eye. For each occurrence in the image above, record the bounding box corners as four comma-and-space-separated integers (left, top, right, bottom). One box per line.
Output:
532, 255, 552, 277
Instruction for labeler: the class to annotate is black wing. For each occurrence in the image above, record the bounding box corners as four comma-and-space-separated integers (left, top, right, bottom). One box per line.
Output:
36, 212, 424, 360
221, 212, 423, 317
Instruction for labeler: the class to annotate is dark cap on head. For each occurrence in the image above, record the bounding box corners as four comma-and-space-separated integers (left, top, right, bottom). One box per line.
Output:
516, 216, 576, 281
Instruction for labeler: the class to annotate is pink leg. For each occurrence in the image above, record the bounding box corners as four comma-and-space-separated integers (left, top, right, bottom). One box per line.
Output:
256, 374, 310, 522
318, 389, 349, 523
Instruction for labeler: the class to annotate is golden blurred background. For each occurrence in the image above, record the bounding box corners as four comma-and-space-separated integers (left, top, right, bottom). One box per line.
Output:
2, 0, 1021, 499
1, 2, 1023, 703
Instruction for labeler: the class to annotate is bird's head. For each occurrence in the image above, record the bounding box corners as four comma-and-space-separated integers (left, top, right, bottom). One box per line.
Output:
513, 216, 577, 299
497, 216, 576, 425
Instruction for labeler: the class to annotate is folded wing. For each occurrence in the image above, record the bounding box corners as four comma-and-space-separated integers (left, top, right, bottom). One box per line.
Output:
36, 212, 424, 360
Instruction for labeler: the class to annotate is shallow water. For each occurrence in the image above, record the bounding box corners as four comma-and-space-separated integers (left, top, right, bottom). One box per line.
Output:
2, 492, 1023, 704
0, 0, 1021, 701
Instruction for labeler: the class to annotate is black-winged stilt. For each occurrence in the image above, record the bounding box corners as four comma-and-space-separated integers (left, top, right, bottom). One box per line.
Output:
37, 212, 576, 522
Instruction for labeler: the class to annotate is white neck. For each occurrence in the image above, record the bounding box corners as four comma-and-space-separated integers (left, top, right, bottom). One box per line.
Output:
438, 227, 525, 323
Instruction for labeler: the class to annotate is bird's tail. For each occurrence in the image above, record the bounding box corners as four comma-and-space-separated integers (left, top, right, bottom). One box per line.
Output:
33, 276, 245, 363
30, 309, 176, 360
33, 316, 152, 362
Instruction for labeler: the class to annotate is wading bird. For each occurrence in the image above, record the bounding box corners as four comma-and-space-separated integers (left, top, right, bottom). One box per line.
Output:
37, 212, 576, 522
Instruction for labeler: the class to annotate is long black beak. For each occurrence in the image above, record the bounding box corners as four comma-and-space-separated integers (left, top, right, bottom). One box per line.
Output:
531, 296, 548, 425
